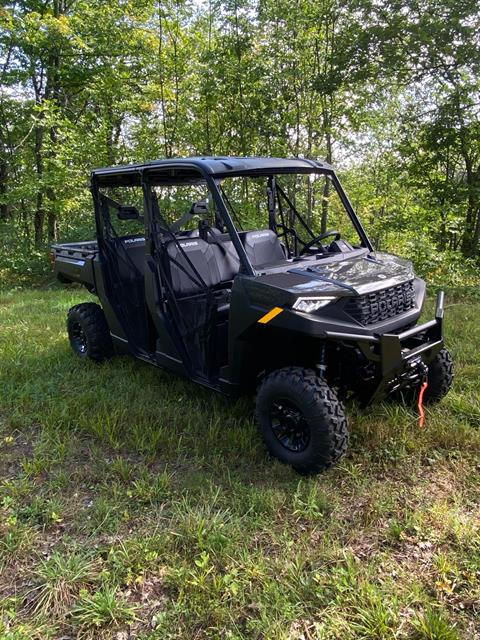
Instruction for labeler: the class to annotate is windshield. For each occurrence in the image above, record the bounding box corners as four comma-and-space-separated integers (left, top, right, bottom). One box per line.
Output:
218, 172, 363, 257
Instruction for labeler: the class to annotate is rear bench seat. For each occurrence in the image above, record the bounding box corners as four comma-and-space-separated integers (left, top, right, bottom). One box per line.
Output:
119, 235, 146, 276
166, 235, 239, 297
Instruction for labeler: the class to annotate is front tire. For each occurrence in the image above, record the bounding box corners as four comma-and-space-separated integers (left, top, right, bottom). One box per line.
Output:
424, 347, 454, 404
256, 367, 348, 475
67, 303, 113, 362
394, 347, 454, 405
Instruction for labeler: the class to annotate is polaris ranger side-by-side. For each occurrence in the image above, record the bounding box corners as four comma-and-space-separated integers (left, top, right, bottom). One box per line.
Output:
52, 157, 453, 474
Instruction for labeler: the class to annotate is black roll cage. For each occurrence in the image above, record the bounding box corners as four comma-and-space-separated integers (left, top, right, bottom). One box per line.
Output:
91, 162, 373, 285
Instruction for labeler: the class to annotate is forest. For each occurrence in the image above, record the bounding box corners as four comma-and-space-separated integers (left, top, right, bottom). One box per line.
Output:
0, 0, 479, 286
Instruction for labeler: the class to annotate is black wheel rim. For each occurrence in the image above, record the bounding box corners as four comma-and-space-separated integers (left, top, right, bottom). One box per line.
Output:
270, 399, 310, 452
70, 321, 87, 354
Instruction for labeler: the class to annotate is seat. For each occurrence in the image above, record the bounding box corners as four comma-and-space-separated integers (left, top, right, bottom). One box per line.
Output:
166, 232, 242, 321
119, 235, 145, 276
166, 237, 221, 296
241, 229, 286, 267
202, 228, 240, 283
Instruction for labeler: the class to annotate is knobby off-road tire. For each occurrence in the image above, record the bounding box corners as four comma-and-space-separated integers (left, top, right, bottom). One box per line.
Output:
256, 367, 348, 475
67, 303, 113, 362
423, 347, 454, 404
395, 347, 454, 406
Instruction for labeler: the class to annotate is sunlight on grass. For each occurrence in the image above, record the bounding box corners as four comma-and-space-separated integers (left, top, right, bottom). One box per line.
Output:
0, 286, 479, 638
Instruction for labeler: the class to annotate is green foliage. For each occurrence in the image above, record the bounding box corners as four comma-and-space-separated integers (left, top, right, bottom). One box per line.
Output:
0, 0, 479, 280
0, 225, 51, 285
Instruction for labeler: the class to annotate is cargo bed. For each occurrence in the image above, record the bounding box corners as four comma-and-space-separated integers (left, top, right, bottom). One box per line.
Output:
51, 240, 98, 288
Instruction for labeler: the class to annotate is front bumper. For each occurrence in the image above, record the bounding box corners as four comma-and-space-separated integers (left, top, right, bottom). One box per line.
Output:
324, 291, 445, 404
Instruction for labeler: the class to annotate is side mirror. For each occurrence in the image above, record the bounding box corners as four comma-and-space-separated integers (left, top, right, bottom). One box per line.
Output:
117, 205, 140, 220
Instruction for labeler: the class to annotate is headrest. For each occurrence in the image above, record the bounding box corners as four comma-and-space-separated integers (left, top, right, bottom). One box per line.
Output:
190, 200, 209, 216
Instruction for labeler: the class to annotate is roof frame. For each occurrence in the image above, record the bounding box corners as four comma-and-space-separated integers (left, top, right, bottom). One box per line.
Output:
91, 156, 332, 187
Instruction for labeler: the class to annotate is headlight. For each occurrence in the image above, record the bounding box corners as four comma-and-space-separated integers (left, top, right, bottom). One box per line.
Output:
292, 296, 336, 313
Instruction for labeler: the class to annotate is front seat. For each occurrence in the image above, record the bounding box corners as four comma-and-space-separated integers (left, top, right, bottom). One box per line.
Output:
242, 229, 286, 267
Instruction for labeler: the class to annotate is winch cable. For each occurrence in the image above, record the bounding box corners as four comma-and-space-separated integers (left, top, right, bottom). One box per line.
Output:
417, 380, 428, 428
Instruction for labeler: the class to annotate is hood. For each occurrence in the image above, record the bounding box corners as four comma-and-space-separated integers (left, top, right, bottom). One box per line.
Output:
285, 251, 415, 296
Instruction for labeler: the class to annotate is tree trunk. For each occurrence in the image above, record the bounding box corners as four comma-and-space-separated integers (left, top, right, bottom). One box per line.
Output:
321, 127, 332, 233
34, 192, 45, 245
47, 211, 57, 241
233, 0, 246, 156
460, 164, 479, 257
456, 103, 479, 257
0, 159, 8, 220
158, 6, 171, 158
21, 200, 30, 241
46, 184, 57, 242
471, 208, 480, 256
33, 123, 45, 245
204, 0, 213, 154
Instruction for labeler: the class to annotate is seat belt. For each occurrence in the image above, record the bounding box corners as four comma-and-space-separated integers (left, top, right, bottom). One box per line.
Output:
170, 210, 196, 234
201, 224, 240, 264
171, 201, 209, 234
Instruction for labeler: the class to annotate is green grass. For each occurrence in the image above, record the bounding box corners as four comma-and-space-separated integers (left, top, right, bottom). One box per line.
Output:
0, 285, 479, 639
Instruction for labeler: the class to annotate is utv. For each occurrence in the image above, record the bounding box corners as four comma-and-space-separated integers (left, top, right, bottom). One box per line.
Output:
51, 156, 453, 474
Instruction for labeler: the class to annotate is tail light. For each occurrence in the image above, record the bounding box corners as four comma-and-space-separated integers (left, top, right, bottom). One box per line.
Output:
49, 250, 56, 269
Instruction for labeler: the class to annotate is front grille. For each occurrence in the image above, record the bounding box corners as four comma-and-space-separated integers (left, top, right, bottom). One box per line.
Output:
345, 281, 415, 325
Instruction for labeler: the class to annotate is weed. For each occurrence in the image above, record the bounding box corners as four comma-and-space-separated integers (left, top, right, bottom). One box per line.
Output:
27, 550, 99, 618
350, 585, 398, 639
105, 536, 168, 585
129, 469, 171, 505
292, 479, 332, 521
411, 607, 461, 640
71, 585, 137, 629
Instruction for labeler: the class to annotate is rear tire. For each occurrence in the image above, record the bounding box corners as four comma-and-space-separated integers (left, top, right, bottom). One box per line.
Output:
256, 367, 348, 475
67, 303, 113, 362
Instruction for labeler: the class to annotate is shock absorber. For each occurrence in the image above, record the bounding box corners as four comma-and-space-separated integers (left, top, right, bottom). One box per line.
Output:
317, 342, 327, 378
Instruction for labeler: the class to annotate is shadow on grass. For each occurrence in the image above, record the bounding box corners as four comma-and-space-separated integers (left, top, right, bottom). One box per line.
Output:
1, 284, 479, 492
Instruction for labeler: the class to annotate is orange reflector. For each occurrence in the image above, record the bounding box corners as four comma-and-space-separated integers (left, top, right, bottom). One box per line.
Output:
258, 307, 284, 324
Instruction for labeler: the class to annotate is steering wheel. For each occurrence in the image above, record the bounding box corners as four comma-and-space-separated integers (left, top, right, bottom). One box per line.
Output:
300, 230, 341, 255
